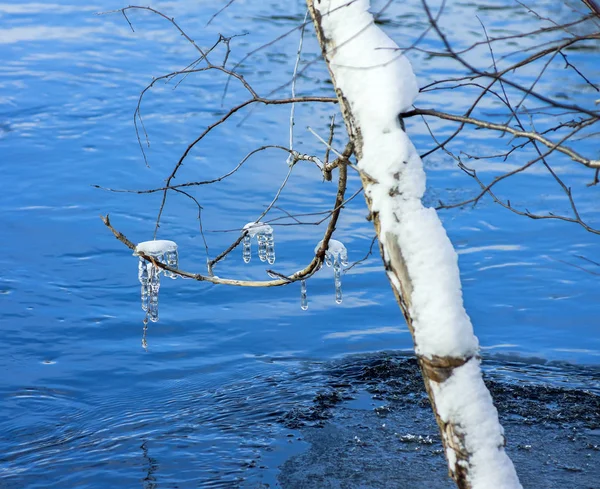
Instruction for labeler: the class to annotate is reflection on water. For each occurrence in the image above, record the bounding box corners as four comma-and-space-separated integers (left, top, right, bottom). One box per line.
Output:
0, 0, 598, 487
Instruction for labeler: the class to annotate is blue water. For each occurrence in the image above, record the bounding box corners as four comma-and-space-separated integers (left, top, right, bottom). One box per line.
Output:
0, 1, 598, 487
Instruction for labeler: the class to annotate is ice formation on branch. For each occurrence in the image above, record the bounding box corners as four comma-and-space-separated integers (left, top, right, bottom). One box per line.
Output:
312, 239, 348, 306
300, 280, 308, 310
242, 222, 275, 264
135, 240, 178, 322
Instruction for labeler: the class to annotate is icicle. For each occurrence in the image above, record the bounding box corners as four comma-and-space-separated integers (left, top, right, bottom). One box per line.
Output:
314, 239, 348, 305
243, 233, 251, 263
134, 239, 178, 324
266, 229, 275, 264
333, 255, 342, 304
160, 252, 168, 277
242, 222, 275, 264
300, 279, 308, 310
165, 249, 179, 279
147, 264, 160, 322
142, 315, 149, 350
139, 259, 150, 312
257, 232, 267, 262
340, 247, 348, 267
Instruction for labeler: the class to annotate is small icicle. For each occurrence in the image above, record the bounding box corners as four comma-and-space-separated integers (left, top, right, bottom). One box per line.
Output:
243, 233, 251, 263
147, 265, 161, 322
257, 232, 267, 262
243, 222, 274, 264
300, 279, 308, 310
340, 248, 348, 267
134, 240, 178, 326
159, 252, 168, 278
333, 255, 342, 304
314, 238, 348, 305
142, 315, 149, 350
266, 229, 275, 264
139, 258, 150, 312
165, 249, 179, 279
148, 264, 160, 323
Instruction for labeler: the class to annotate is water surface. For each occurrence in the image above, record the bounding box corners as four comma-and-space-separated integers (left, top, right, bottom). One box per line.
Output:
0, 1, 599, 487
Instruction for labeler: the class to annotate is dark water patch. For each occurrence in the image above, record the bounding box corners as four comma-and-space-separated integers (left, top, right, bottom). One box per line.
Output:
279, 353, 600, 429
276, 353, 600, 488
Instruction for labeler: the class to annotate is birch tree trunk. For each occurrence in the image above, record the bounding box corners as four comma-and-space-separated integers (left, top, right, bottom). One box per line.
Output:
307, 1, 522, 488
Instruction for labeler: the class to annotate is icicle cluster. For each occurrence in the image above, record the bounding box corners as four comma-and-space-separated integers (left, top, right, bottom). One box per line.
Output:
242, 222, 275, 264
135, 240, 179, 323
302, 239, 348, 309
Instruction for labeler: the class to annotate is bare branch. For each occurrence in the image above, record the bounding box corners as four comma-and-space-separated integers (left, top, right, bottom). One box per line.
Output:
403, 108, 600, 169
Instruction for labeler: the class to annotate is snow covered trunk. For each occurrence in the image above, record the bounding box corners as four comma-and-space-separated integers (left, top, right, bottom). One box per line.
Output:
307, 1, 522, 488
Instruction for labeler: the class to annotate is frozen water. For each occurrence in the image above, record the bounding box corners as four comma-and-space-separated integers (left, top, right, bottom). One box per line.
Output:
257, 233, 267, 262
165, 249, 178, 279
138, 259, 161, 321
315, 239, 346, 257
134, 240, 179, 323
242, 222, 275, 264
147, 265, 160, 322
333, 258, 342, 304
300, 280, 308, 310
243, 234, 251, 264
266, 232, 275, 265
139, 260, 150, 312
314, 239, 348, 305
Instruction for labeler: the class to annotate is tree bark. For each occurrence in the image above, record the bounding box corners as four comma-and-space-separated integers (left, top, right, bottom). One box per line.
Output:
307, 2, 522, 488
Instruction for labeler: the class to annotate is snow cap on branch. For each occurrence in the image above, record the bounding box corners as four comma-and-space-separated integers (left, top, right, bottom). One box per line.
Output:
315, 0, 419, 133
315, 0, 477, 358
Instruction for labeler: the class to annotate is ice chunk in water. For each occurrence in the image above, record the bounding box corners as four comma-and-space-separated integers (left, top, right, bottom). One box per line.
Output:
242, 222, 275, 264
314, 239, 348, 305
134, 240, 178, 323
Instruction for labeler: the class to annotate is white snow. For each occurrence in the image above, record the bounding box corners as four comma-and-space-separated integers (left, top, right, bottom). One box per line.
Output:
317, 0, 418, 127
315, 1, 521, 487
315, 0, 475, 359
243, 222, 272, 238
314, 238, 347, 261
431, 358, 523, 488
135, 239, 177, 256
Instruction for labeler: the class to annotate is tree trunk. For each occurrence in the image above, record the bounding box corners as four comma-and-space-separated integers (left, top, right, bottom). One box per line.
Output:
307, 1, 522, 488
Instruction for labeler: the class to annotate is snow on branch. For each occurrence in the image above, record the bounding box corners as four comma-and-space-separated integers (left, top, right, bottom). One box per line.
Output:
308, 0, 522, 487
